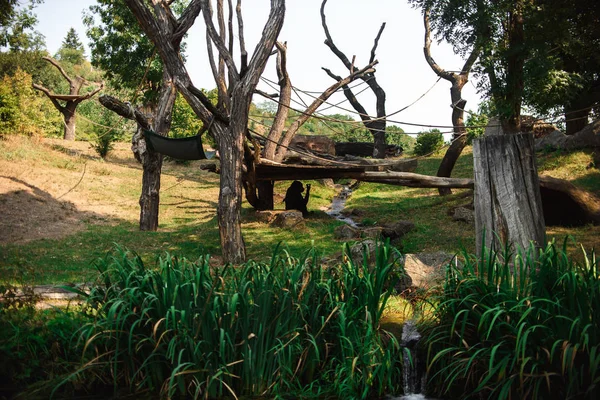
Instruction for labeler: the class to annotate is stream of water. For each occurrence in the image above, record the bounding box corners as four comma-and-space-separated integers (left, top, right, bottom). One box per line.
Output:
326, 188, 437, 399
325, 185, 359, 227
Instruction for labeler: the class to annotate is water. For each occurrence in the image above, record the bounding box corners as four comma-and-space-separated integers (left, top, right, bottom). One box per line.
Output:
386, 320, 440, 400
325, 185, 359, 227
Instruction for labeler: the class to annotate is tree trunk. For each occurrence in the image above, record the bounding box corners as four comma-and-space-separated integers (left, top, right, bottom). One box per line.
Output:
138, 73, 177, 231
256, 180, 274, 210
139, 137, 163, 231
372, 127, 387, 159
217, 95, 247, 264
565, 105, 590, 135
63, 107, 77, 141
473, 133, 545, 256
436, 78, 468, 195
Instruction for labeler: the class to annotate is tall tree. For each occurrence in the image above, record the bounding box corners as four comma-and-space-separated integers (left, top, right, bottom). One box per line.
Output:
524, 0, 600, 134
56, 27, 85, 65
320, 0, 388, 159
421, 8, 480, 195
121, 0, 285, 263
32, 56, 103, 140
419, 0, 545, 254
85, 0, 180, 231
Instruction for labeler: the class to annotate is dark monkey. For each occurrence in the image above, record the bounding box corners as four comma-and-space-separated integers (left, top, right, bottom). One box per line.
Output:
283, 180, 311, 217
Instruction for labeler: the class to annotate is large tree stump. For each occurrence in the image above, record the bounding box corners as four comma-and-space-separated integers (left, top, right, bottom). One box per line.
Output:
473, 133, 546, 255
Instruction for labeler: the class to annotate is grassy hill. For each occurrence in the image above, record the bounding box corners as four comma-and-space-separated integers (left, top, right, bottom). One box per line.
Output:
1, 135, 598, 285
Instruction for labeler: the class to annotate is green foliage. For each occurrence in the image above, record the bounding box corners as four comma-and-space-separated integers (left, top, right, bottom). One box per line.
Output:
0, 292, 86, 395
424, 241, 600, 399
0, 0, 45, 52
413, 130, 443, 156
0, 68, 61, 137
89, 106, 128, 159
84, 0, 163, 99
465, 111, 488, 144
55, 28, 86, 66
171, 93, 204, 138
69, 243, 404, 399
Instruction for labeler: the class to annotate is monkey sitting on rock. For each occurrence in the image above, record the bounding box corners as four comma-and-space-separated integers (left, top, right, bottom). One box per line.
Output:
283, 180, 311, 217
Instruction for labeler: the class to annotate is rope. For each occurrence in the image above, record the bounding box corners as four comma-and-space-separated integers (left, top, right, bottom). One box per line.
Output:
56, 162, 87, 200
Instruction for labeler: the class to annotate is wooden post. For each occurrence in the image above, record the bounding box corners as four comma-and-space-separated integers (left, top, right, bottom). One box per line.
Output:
473, 133, 545, 255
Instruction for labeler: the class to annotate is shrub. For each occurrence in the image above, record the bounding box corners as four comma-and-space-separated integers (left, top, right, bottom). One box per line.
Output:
423, 240, 600, 399
413, 131, 444, 156
65, 243, 405, 399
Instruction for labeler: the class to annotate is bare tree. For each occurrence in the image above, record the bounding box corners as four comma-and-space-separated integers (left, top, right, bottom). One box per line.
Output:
32, 57, 103, 140
245, 42, 377, 210
423, 9, 480, 195
122, 0, 284, 263
320, 0, 388, 159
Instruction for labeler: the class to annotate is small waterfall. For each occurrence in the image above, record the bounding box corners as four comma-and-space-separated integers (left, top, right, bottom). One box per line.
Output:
388, 320, 436, 400
325, 185, 359, 227
401, 320, 425, 397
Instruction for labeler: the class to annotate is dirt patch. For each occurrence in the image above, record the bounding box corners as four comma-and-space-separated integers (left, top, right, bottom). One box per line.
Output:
0, 137, 136, 245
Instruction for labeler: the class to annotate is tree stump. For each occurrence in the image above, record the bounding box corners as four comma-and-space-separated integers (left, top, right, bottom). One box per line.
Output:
473, 133, 545, 255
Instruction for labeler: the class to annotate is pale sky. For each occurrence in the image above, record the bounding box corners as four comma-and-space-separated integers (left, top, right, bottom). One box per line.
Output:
34, 0, 482, 134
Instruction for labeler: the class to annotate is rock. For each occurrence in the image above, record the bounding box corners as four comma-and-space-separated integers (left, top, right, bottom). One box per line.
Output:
361, 227, 383, 239
340, 207, 364, 217
535, 120, 600, 151
534, 130, 569, 151
452, 206, 475, 224
381, 220, 415, 240
334, 224, 360, 240
255, 210, 279, 223
271, 210, 304, 228
319, 178, 336, 188
401, 252, 454, 288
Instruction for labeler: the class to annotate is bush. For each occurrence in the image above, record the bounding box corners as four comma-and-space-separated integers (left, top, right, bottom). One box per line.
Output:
67, 243, 405, 399
423, 241, 600, 399
413, 131, 444, 156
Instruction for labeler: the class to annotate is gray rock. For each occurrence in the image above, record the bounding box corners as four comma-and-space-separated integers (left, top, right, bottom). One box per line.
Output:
271, 210, 304, 228
381, 220, 415, 240
453, 206, 475, 224
401, 252, 455, 288
334, 224, 360, 240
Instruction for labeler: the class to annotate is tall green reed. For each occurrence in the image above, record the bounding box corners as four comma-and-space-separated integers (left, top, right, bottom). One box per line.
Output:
424, 239, 600, 399
62, 242, 404, 399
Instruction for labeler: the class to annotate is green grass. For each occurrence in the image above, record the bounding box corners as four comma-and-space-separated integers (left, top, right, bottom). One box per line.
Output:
423, 241, 600, 399
47, 243, 404, 399
1, 137, 599, 285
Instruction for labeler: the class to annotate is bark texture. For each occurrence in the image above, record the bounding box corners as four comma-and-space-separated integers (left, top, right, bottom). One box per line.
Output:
473, 133, 545, 255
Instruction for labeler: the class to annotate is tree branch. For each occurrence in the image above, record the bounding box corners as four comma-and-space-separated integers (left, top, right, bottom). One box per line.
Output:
42, 56, 73, 85
32, 83, 65, 112
174, 0, 202, 43
201, 0, 239, 82
320, 0, 352, 70
369, 22, 386, 64
236, 0, 248, 74
423, 9, 453, 81
99, 94, 151, 130
274, 60, 378, 161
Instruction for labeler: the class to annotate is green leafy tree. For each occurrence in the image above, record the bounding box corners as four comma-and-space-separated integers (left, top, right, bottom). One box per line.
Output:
0, 0, 18, 26
55, 27, 85, 65
84, 1, 161, 100
413, 129, 444, 156
0, 0, 45, 52
0, 68, 61, 137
